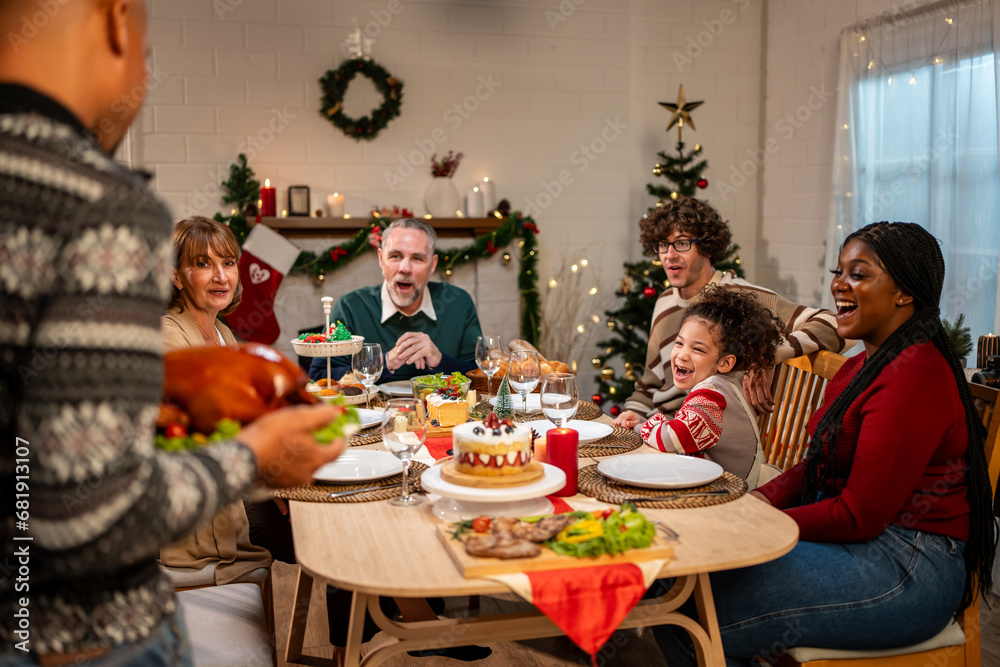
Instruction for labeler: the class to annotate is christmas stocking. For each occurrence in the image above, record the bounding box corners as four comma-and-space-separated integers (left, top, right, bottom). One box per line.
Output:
225, 224, 301, 344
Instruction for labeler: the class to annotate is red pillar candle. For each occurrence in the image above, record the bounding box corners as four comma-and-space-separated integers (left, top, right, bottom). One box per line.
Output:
546, 427, 578, 497
260, 179, 276, 217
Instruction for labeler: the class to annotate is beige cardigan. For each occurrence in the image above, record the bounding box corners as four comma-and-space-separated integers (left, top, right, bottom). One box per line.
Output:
159, 306, 272, 583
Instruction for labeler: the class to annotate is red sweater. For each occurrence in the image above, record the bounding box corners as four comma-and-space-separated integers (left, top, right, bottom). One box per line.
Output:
757, 342, 970, 543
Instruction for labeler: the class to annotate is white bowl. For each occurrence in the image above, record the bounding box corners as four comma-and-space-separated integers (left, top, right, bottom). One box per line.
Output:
291, 334, 364, 357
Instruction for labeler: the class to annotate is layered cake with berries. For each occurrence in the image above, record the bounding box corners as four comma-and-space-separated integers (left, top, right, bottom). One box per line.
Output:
427, 388, 477, 428
451, 412, 533, 477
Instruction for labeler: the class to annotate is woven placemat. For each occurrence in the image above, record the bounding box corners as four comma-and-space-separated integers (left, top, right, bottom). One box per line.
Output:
274, 461, 429, 503
348, 424, 382, 447
578, 426, 642, 458
578, 464, 747, 508
472, 400, 604, 422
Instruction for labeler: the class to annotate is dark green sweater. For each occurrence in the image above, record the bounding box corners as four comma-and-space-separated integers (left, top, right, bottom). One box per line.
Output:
309, 282, 483, 382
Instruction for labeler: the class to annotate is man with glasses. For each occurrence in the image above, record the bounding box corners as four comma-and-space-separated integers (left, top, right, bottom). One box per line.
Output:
614, 197, 849, 428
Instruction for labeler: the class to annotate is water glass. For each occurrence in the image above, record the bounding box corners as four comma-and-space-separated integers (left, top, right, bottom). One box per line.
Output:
507, 350, 540, 419
382, 398, 426, 507
540, 373, 578, 427
352, 343, 383, 409
475, 335, 505, 400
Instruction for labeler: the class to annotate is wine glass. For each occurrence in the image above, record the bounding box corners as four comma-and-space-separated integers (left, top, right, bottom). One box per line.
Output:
382, 398, 427, 507
507, 350, 540, 420
475, 335, 505, 401
352, 343, 383, 409
540, 373, 579, 427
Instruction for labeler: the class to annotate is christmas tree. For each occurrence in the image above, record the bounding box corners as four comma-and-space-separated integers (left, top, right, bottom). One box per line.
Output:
213, 153, 259, 248
494, 375, 514, 420
593, 86, 743, 416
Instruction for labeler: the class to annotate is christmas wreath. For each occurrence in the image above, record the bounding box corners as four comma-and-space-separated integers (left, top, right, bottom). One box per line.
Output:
319, 58, 402, 141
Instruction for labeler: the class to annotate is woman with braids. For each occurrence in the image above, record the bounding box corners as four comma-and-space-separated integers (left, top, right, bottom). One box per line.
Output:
654, 222, 996, 665
639, 286, 783, 489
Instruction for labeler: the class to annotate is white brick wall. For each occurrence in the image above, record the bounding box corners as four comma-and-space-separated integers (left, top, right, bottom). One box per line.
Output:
758, 0, 899, 308
138, 0, 764, 401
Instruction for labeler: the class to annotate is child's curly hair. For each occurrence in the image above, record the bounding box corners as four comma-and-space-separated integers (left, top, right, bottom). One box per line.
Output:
682, 285, 784, 375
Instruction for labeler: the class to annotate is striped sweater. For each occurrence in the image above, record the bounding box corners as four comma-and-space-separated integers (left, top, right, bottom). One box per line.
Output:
0, 84, 258, 656
624, 270, 847, 417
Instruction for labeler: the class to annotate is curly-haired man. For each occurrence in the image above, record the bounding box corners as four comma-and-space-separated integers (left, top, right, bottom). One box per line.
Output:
614, 197, 852, 428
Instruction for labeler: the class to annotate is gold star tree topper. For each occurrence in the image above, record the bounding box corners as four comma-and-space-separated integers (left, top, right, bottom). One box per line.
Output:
658, 84, 704, 142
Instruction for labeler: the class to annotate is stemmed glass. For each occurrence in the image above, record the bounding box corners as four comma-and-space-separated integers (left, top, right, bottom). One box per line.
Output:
352, 343, 383, 409
507, 350, 540, 420
475, 335, 505, 401
540, 373, 579, 427
382, 398, 427, 507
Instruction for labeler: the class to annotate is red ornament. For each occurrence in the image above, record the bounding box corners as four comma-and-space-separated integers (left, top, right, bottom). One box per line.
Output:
610, 406, 621, 417
643, 286, 657, 298
592, 394, 604, 406
697, 179, 708, 189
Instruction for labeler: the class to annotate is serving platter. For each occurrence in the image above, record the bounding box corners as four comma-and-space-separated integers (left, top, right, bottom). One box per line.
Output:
437, 524, 674, 577
378, 380, 413, 396
420, 463, 566, 520
529, 419, 613, 444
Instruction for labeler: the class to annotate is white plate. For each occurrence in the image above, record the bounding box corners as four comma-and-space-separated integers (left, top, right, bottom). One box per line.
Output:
290, 335, 364, 358
529, 419, 613, 444
490, 393, 542, 414
313, 450, 403, 483
379, 380, 413, 397
597, 453, 724, 489
419, 462, 566, 503
353, 408, 383, 429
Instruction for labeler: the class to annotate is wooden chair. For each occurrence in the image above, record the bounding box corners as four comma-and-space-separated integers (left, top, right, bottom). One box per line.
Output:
779, 381, 1000, 667
758, 351, 848, 471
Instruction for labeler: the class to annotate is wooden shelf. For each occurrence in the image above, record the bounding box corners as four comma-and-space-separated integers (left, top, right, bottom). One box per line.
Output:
261, 216, 504, 238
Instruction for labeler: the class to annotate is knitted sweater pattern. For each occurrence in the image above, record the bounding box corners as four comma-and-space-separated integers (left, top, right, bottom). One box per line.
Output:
0, 105, 257, 654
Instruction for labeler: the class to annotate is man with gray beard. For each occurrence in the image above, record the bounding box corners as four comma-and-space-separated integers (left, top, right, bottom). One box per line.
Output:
309, 218, 483, 383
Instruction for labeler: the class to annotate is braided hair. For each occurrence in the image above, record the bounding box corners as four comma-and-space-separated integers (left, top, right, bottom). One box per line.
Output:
804, 222, 994, 613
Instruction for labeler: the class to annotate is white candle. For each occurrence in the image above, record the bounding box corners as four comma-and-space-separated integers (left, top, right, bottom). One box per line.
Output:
466, 186, 484, 218
327, 193, 345, 217
480, 177, 495, 212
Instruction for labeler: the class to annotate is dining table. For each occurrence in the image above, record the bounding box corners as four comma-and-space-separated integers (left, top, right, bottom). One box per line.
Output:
284, 408, 799, 667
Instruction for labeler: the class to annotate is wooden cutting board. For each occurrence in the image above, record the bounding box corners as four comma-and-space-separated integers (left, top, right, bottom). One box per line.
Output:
436, 524, 673, 577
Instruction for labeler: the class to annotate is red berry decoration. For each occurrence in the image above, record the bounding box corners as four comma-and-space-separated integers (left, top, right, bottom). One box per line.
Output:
643, 286, 657, 298
592, 394, 604, 406
697, 179, 708, 189
610, 406, 621, 417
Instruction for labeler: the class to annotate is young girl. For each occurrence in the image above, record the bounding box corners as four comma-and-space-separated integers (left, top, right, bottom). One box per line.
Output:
639, 286, 782, 488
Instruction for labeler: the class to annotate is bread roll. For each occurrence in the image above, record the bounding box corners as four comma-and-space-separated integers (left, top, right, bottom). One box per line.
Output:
550, 361, 571, 374
508, 339, 543, 360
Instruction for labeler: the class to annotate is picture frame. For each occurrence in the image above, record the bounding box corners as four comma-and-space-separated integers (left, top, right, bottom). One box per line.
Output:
288, 185, 310, 217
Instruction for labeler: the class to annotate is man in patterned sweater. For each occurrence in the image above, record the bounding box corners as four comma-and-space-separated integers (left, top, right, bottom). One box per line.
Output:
614, 198, 850, 429
0, 1, 343, 663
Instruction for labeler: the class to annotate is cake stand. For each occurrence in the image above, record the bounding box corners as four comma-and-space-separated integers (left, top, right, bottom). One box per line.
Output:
419, 463, 567, 521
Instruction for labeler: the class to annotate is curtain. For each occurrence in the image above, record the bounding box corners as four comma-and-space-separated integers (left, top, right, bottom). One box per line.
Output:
829, 0, 1000, 341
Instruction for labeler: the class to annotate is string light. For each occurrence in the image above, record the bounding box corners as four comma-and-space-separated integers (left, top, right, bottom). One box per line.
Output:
868, 61, 874, 70
591, 315, 600, 323
909, 75, 917, 85
580, 259, 588, 266
945, 17, 953, 24
887, 76, 892, 85
842, 124, 849, 130
571, 264, 579, 273
589, 287, 598, 295
934, 57, 944, 65
548, 279, 558, 288
576, 325, 585, 333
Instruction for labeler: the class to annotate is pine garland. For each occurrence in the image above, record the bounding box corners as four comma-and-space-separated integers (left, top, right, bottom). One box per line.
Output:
214, 155, 542, 348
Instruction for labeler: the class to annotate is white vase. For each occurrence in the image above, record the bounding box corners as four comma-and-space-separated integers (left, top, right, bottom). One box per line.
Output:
424, 178, 461, 217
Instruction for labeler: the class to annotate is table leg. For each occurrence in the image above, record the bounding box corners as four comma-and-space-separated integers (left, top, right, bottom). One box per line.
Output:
693, 572, 724, 667
342, 591, 371, 667
285, 568, 314, 663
